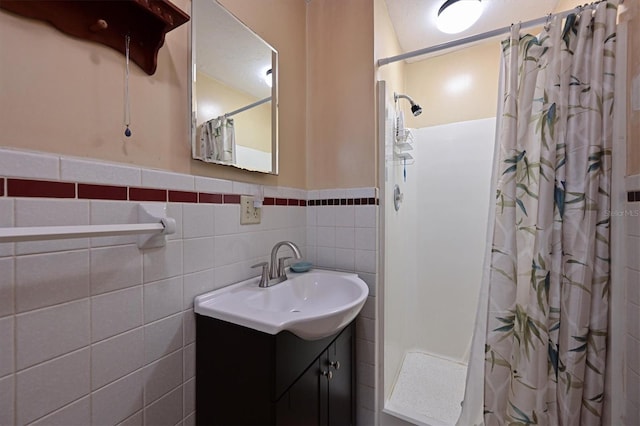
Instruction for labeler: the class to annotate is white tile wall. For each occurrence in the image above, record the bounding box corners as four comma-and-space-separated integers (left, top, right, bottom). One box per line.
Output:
306, 197, 378, 423
118, 410, 143, 426
89, 201, 140, 248
144, 314, 183, 363
30, 396, 91, 426
15, 199, 90, 255
141, 169, 195, 191
143, 350, 183, 405
194, 176, 233, 194
91, 370, 144, 425
0, 317, 14, 377
0, 148, 373, 425
91, 328, 144, 390
0, 258, 14, 317
15, 300, 90, 369
15, 348, 90, 425
626, 178, 640, 426
0, 199, 14, 258
144, 384, 183, 426
0, 375, 14, 425
143, 277, 183, 323
0, 149, 59, 180
61, 157, 141, 187
90, 244, 142, 295
182, 204, 215, 238
16, 250, 90, 312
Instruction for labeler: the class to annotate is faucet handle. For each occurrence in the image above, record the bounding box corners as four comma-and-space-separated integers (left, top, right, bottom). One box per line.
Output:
276, 256, 291, 277
251, 262, 270, 288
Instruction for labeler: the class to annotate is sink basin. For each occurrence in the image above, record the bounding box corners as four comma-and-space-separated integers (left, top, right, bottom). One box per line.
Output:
194, 269, 369, 340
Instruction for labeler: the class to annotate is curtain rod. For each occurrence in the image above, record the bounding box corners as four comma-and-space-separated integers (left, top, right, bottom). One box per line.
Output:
224, 96, 271, 118
377, 0, 621, 67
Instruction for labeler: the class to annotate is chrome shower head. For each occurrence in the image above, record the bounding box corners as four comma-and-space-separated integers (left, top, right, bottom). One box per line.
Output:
394, 92, 423, 117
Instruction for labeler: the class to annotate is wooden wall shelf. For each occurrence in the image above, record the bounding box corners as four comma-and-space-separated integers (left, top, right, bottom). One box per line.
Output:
0, 0, 189, 75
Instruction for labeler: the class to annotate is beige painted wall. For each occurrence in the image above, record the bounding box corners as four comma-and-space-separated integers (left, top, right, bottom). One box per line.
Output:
374, 0, 405, 111
306, 0, 376, 189
0, 1, 190, 172
216, 0, 307, 185
403, 41, 501, 129
195, 71, 271, 153
393, 0, 601, 130
398, 0, 636, 167
2, 0, 634, 186
0, 0, 306, 187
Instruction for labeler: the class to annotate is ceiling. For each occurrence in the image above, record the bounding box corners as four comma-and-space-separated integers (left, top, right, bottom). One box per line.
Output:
194, 0, 274, 100
195, 0, 583, 98
383, 0, 567, 61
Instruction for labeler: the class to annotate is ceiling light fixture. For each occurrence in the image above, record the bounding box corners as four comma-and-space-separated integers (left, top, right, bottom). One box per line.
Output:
436, 0, 483, 34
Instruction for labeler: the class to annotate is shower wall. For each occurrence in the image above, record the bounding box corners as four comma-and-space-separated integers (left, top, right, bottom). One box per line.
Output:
411, 119, 495, 359
382, 98, 418, 400
383, 118, 495, 404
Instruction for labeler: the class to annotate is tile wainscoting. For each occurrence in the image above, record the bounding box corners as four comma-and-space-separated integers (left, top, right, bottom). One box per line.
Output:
625, 175, 640, 423
0, 148, 378, 426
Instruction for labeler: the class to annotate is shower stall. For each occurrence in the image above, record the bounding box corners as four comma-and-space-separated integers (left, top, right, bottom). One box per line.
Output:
380, 82, 496, 425
377, 1, 629, 425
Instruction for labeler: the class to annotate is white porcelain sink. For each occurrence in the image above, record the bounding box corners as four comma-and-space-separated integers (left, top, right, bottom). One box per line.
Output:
194, 269, 369, 340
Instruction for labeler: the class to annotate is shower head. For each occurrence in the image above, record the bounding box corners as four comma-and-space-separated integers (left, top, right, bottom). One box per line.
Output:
394, 92, 423, 116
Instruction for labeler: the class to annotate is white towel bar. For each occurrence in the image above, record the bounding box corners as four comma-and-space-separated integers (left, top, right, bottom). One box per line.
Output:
0, 203, 176, 248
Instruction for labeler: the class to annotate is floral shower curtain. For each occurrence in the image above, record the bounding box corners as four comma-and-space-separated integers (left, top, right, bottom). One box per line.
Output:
483, 2, 619, 425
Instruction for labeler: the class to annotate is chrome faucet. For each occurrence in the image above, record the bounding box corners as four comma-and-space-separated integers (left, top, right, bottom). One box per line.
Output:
251, 241, 302, 288
270, 241, 302, 280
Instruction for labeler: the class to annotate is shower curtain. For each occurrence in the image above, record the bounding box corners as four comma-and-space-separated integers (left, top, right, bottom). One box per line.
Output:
483, 2, 619, 425
200, 116, 237, 163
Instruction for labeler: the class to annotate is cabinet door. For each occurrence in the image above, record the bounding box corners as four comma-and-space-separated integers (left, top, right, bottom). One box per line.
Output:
327, 324, 354, 426
276, 358, 321, 426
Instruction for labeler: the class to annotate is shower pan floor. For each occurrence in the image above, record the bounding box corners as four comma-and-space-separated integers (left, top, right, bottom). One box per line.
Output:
386, 351, 467, 426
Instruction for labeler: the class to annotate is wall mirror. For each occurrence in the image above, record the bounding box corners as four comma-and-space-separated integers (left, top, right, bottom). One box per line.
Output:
190, 0, 278, 174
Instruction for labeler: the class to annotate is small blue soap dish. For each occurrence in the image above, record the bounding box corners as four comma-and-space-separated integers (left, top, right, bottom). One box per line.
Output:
290, 261, 313, 273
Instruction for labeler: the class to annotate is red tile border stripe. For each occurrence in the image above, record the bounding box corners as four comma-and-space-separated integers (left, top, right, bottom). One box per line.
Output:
78, 184, 127, 201
169, 190, 198, 203
8, 179, 76, 198
199, 193, 223, 204
0, 177, 378, 207
129, 187, 167, 202
223, 194, 240, 204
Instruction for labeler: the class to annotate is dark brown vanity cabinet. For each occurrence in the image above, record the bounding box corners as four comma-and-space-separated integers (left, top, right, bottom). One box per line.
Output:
195, 315, 355, 426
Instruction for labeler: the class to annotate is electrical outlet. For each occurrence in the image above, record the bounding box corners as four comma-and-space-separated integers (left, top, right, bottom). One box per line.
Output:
240, 195, 261, 224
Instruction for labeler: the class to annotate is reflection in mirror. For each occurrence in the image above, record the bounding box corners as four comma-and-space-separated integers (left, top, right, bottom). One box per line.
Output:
191, 0, 278, 174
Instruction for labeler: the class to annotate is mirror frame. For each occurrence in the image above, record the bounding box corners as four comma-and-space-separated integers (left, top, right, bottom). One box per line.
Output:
189, 0, 279, 175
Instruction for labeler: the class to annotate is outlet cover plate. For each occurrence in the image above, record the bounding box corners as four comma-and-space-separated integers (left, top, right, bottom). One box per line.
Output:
240, 195, 261, 225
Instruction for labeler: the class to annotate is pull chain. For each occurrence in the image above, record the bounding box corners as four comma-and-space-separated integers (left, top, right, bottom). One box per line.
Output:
124, 34, 132, 137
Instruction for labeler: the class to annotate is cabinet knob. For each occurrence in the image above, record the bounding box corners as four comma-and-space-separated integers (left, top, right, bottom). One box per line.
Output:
329, 360, 340, 370
321, 369, 333, 381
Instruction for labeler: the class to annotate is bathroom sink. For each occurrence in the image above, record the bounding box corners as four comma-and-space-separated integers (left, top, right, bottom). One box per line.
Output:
194, 269, 369, 340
